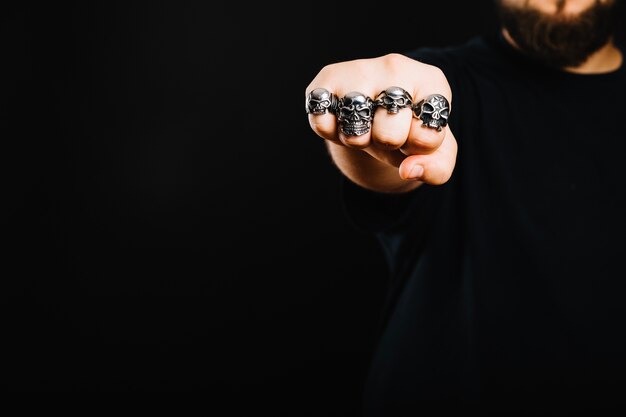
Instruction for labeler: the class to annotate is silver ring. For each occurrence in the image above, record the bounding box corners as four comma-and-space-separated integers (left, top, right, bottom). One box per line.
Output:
375, 86, 413, 114
412, 94, 450, 132
305, 88, 338, 115
337, 91, 375, 136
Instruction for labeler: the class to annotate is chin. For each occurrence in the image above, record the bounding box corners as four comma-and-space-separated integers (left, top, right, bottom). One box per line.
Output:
496, 0, 618, 68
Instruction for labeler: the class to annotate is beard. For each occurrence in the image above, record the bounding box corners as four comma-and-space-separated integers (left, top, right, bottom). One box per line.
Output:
496, 0, 619, 69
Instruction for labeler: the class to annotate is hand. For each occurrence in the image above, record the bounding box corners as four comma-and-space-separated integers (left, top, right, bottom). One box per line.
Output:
306, 53, 457, 186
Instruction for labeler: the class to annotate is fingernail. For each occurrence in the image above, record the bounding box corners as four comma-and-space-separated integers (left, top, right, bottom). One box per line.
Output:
409, 164, 424, 179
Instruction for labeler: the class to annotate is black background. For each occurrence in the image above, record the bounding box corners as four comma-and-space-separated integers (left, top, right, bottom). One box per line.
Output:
3, 0, 623, 414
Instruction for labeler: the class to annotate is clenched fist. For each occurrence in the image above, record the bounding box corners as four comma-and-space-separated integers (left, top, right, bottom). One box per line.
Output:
305, 53, 457, 193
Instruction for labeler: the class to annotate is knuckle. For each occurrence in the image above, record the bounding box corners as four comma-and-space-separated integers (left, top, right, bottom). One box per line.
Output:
309, 119, 334, 137
380, 53, 414, 80
342, 136, 370, 148
415, 129, 444, 149
307, 62, 344, 91
373, 133, 404, 148
319, 62, 341, 77
381, 52, 410, 68
422, 65, 452, 98
427, 65, 446, 81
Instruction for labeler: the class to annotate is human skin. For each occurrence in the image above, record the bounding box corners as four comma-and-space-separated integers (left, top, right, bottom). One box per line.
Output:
305, 0, 622, 193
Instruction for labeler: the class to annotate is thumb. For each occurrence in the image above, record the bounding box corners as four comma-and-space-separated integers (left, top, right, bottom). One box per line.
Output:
398, 127, 458, 185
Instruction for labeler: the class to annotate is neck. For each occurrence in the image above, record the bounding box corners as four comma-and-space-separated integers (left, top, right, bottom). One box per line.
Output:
501, 28, 623, 74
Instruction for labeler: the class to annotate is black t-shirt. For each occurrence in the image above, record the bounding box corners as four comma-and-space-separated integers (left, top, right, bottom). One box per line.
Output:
341, 31, 626, 415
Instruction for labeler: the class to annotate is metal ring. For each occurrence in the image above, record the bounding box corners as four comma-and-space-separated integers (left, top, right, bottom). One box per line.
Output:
412, 93, 450, 132
337, 91, 375, 136
374, 86, 413, 114
305, 88, 338, 115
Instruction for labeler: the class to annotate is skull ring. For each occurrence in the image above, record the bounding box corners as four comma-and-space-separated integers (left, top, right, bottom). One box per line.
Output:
337, 91, 375, 136
305, 88, 338, 115
413, 93, 450, 132
375, 86, 413, 114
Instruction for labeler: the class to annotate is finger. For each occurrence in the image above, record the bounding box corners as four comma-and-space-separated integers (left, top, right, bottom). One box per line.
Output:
398, 126, 457, 185
402, 92, 451, 155
338, 126, 372, 149
336, 91, 376, 149
370, 87, 413, 151
306, 87, 341, 144
401, 115, 447, 155
401, 63, 452, 155
308, 112, 341, 144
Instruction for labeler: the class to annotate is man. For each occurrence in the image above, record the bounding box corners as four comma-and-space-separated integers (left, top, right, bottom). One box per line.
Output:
305, 0, 625, 415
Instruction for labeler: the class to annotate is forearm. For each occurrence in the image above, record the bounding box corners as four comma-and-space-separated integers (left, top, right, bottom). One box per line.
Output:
326, 141, 422, 194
